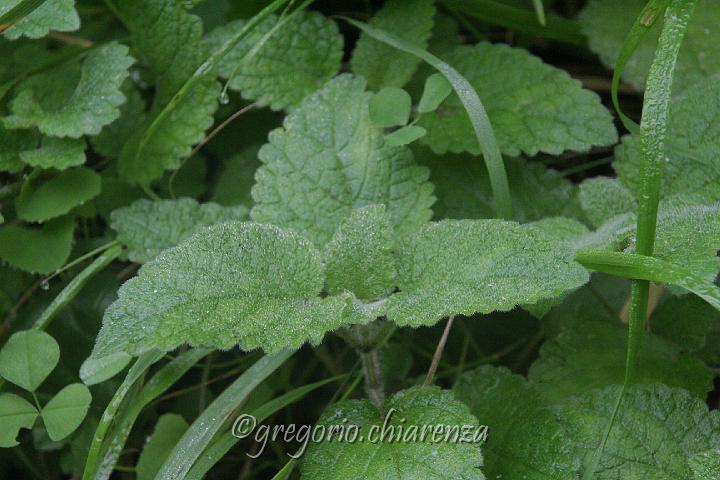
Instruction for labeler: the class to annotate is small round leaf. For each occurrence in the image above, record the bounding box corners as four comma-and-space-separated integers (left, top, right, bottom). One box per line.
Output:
41, 383, 92, 441
0, 330, 60, 392
369, 87, 412, 128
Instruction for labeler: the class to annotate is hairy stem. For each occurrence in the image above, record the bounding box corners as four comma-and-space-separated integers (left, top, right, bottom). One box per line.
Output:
361, 349, 385, 409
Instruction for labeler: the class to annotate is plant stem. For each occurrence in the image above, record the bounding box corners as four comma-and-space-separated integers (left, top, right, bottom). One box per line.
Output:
423, 316, 455, 387
360, 349, 384, 408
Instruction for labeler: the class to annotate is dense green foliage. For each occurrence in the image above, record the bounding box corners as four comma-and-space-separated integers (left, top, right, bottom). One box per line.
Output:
0, 1, 718, 479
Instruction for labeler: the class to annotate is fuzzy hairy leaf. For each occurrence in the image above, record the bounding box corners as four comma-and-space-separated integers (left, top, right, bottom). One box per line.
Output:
90, 222, 350, 361
116, 0, 220, 185
418, 150, 583, 222
691, 451, 720, 480
4, 42, 133, 138
0, 124, 37, 173
2, 0, 79, 40
90, 82, 145, 159
418, 43, 617, 157
385, 220, 589, 326
614, 81, 720, 204
324, 205, 396, 301
110, 198, 248, 263
19, 136, 85, 170
652, 294, 720, 352
528, 319, 713, 401
578, 177, 637, 228
580, 0, 720, 92
251, 74, 434, 247
350, 0, 436, 90
302, 386, 484, 480
15, 167, 100, 223
206, 11, 343, 111
0, 216, 74, 274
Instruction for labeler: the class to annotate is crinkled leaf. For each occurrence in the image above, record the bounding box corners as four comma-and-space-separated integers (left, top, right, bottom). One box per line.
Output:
528, 318, 713, 401
116, 0, 220, 185
580, 0, 720, 93
137, 414, 189, 480
418, 150, 583, 222
418, 43, 617, 157
0, 216, 74, 274
691, 451, 720, 480
0, 394, 38, 448
4, 42, 133, 138
351, 0, 436, 90
19, 136, 85, 170
41, 383, 91, 441
369, 87, 411, 128
614, 81, 720, 204
2, 0, 79, 40
0, 330, 60, 392
90, 81, 145, 159
653, 293, 720, 352
206, 11, 343, 111
210, 145, 260, 208
578, 177, 637, 228
324, 205, 396, 301
251, 74, 434, 247
0, 124, 38, 173
302, 386, 484, 480
16, 167, 100, 223
90, 222, 349, 361
110, 198, 248, 263
385, 219, 589, 326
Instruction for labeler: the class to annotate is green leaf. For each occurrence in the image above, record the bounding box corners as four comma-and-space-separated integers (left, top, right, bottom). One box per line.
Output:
614, 81, 720, 204
90, 81, 145, 159
0, 216, 74, 274
417, 73, 452, 113
325, 205, 396, 301
110, 198, 248, 263
210, 145, 261, 208
4, 42, 133, 138
0, 330, 60, 392
385, 219, 589, 326
19, 136, 85, 170
652, 294, 720, 352
302, 386, 484, 480
116, 0, 220, 185
41, 383, 91, 441
369, 87, 411, 128
418, 43, 617, 157
251, 74, 434, 247
90, 222, 350, 361
419, 151, 584, 222
0, 124, 37, 173
385, 125, 426, 147
350, 0, 436, 90
691, 451, 720, 480
16, 167, 101, 223
578, 177, 637, 228
2, 0, 79, 40
206, 11, 343, 111
528, 318, 713, 401
136, 414, 188, 480
0, 393, 38, 448
580, 0, 720, 93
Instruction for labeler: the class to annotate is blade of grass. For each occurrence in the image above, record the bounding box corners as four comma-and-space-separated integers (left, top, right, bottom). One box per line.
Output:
585, 4, 697, 476
341, 17, 513, 219
611, 0, 671, 134
155, 350, 293, 480
0, 0, 45, 31
185, 375, 345, 480
531, 0, 546, 26
576, 250, 720, 311
88, 349, 210, 480
441, 0, 586, 46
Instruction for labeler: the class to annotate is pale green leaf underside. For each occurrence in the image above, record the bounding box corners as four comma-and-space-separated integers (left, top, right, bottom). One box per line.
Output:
110, 198, 249, 263
0, 330, 59, 392
418, 150, 584, 222
2, 0, 79, 40
251, 74, 434, 247
385, 219, 590, 326
580, 0, 720, 93
0, 216, 74, 274
90, 222, 350, 361
302, 386, 484, 480
41, 383, 91, 441
19, 136, 85, 170
614, 81, 720, 205
5, 42, 133, 138
351, 0, 436, 90
16, 167, 100, 222
206, 11, 343, 111
419, 43, 618, 157
324, 205, 396, 301
0, 393, 38, 448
